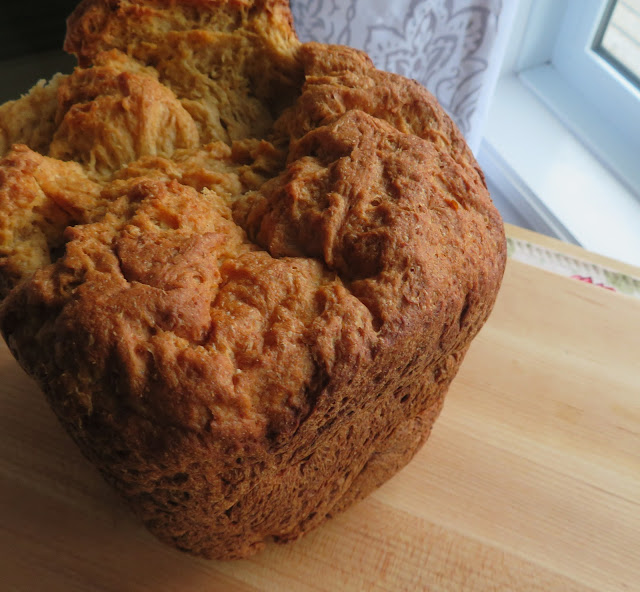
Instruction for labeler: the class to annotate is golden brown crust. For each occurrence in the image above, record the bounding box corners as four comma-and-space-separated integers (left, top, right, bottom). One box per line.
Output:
64, 0, 303, 142
64, 0, 298, 61
0, 76, 66, 158
0, 0, 506, 559
51, 54, 201, 175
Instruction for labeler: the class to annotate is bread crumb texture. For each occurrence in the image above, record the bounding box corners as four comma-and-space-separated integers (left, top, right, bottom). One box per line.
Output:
0, 0, 506, 559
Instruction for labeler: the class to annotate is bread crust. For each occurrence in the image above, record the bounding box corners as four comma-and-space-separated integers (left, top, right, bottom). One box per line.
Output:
0, 0, 506, 559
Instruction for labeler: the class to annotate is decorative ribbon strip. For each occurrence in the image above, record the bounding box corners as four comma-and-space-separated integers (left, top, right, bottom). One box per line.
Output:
506, 237, 640, 299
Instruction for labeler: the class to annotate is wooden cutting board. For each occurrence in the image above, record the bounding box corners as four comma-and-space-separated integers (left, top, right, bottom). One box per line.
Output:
1, 250, 639, 591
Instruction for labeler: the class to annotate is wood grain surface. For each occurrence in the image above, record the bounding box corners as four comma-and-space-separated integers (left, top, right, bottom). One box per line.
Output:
1, 254, 639, 591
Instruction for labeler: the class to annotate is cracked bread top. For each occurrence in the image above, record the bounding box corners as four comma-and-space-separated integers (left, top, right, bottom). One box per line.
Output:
0, 0, 505, 454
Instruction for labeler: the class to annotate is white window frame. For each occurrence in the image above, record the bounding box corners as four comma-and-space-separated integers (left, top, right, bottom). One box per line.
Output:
526, 0, 640, 194
556, 0, 640, 133
478, 0, 640, 267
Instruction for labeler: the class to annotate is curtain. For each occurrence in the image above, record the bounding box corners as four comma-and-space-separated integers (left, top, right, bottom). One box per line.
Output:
289, 0, 517, 154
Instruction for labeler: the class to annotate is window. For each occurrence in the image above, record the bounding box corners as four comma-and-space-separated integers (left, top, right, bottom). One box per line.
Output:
520, 0, 640, 198
477, 0, 640, 267
595, 0, 640, 89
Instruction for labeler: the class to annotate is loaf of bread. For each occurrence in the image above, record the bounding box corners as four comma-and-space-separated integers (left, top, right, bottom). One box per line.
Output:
0, 0, 506, 559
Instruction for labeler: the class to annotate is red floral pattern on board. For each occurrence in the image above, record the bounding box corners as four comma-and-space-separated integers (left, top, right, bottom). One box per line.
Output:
571, 275, 616, 292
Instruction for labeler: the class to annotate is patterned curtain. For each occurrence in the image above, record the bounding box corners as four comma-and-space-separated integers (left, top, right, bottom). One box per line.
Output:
289, 0, 516, 153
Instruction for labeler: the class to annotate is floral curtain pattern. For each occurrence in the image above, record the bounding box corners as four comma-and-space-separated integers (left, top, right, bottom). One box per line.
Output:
290, 0, 510, 152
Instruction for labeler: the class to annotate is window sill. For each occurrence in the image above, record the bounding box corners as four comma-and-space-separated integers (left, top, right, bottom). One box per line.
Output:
477, 73, 640, 268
